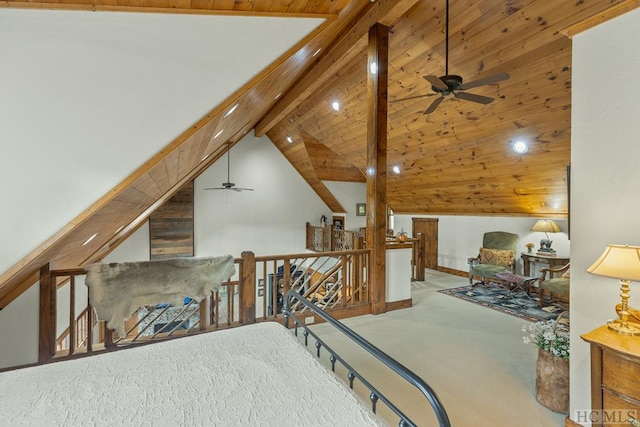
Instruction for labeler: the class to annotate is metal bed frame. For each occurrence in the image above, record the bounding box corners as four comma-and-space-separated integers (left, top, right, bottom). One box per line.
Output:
283, 291, 451, 427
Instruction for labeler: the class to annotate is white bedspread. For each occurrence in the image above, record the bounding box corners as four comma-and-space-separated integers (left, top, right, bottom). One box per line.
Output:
0, 322, 386, 426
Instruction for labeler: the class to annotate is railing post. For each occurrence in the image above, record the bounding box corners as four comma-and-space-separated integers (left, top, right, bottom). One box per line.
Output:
415, 232, 426, 281
199, 299, 207, 331
69, 275, 76, 355
38, 262, 56, 362
240, 252, 256, 324
305, 222, 312, 251
330, 225, 336, 251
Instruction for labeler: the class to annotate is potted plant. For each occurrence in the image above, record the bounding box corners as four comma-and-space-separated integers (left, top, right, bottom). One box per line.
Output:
525, 242, 534, 253
522, 316, 569, 414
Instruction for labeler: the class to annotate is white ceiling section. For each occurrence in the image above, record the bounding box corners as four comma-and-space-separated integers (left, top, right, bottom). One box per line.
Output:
0, 9, 324, 272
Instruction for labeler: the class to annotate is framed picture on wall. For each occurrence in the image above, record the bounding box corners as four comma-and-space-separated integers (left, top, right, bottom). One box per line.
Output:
258, 279, 264, 297
356, 203, 366, 216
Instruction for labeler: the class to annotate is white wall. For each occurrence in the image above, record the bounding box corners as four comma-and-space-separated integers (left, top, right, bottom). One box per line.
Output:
394, 214, 570, 275
0, 9, 322, 274
195, 132, 330, 257
0, 284, 39, 369
1, 131, 335, 369
323, 181, 367, 231
570, 8, 640, 422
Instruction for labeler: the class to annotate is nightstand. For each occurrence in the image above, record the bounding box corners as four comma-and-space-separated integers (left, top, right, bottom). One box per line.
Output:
582, 325, 640, 426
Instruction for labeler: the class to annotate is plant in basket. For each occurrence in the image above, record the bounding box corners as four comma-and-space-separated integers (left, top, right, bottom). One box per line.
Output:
522, 315, 570, 414
522, 319, 570, 359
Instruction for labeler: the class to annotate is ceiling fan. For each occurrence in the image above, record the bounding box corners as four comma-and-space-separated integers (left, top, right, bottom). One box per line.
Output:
204, 141, 254, 192
395, 0, 509, 115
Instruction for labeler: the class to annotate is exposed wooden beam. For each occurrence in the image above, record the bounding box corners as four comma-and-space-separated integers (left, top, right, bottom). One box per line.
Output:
0, 1, 338, 18
254, 0, 419, 137
366, 23, 389, 316
561, 0, 640, 38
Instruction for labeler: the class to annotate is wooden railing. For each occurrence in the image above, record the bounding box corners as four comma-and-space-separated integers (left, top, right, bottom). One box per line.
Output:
37, 248, 371, 364
306, 223, 426, 281
305, 223, 364, 252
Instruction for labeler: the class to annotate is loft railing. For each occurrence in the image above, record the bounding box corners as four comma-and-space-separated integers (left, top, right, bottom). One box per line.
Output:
284, 291, 451, 427
36, 248, 370, 363
306, 223, 426, 281
305, 222, 364, 252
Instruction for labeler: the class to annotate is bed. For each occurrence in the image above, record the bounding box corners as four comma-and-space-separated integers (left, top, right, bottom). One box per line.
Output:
3, 256, 450, 426
0, 322, 386, 426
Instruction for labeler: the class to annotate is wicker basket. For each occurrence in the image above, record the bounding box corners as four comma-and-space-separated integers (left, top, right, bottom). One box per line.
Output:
535, 312, 569, 414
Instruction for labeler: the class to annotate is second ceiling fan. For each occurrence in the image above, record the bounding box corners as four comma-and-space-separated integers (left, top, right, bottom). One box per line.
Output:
398, 0, 509, 115
204, 140, 254, 192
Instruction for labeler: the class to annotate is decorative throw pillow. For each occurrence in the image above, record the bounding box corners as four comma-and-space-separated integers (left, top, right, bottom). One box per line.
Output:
479, 247, 514, 267
561, 269, 570, 279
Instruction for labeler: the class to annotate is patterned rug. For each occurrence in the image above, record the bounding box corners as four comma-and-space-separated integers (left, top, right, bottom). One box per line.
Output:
438, 282, 566, 322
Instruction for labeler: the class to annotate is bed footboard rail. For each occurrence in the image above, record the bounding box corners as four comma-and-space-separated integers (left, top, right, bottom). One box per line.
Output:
283, 291, 450, 427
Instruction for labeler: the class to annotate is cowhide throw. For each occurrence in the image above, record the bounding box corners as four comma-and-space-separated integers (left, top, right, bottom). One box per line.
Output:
84, 255, 236, 337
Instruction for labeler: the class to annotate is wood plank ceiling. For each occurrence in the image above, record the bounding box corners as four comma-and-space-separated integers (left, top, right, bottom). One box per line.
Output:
0, 0, 632, 309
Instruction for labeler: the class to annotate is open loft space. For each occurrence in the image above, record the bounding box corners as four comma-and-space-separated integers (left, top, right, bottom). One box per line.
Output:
3, 1, 640, 426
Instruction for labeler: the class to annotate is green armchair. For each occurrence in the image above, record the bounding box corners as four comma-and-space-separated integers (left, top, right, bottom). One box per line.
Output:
468, 231, 519, 286
538, 263, 570, 308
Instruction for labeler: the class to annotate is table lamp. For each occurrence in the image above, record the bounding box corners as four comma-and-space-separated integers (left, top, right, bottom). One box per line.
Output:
530, 219, 561, 253
587, 244, 640, 336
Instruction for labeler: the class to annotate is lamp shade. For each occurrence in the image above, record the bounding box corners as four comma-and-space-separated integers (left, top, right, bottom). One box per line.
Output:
587, 244, 640, 281
530, 219, 562, 233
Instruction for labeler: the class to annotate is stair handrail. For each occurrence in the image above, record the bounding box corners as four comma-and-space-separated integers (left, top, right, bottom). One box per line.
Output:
283, 290, 451, 427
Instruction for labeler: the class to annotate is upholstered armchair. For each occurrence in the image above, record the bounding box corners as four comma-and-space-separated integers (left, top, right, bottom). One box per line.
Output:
468, 231, 519, 286
538, 263, 570, 308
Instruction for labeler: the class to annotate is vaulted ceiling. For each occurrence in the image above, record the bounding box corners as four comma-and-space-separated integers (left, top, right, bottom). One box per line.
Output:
0, 0, 635, 308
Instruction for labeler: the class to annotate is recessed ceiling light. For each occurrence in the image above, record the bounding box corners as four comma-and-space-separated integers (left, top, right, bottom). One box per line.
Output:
392, 165, 401, 174
512, 140, 529, 154
214, 129, 224, 139
114, 226, 124, 235
275, 92, 281, 100
331, 101, 340, 112
82, 233, 98, 246
224, 104, 238, 117
286, 136, 293, 143
201, 154, 210, 161
313, 48, 321, 57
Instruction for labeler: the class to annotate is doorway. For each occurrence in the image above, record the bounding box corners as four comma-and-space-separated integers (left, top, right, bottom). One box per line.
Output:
412, 218, 438, 271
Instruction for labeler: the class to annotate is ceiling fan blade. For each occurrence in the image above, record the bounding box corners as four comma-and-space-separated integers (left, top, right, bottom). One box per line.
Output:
204, 187, 225, 190
390, 93, 437, 103
423, 96, 445, 115
454, 91, 494, 105
458, 72, 509, 91
235, 187, 254, 191
423, 75, 448, 91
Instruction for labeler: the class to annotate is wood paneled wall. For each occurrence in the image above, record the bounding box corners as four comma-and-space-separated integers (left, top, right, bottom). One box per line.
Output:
149, 181, 194, 260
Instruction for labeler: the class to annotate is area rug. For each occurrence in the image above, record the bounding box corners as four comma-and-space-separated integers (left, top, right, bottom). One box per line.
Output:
438, 283, 565, 322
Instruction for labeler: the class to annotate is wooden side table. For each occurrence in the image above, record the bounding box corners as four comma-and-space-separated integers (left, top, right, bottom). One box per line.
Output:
582, 325, 640, 426
521, 252, 570, 276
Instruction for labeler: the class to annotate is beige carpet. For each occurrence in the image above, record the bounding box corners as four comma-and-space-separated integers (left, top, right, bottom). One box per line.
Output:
307, 269, 565, 426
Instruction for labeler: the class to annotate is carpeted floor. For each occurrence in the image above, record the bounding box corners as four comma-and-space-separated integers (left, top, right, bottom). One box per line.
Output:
438, 282, 566, 322
310, 269, 566, 426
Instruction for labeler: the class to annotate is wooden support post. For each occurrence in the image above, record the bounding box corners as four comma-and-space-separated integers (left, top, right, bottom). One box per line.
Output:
240, 252, 256, 324
38, 263, 56, 362
366, 23, 389, 315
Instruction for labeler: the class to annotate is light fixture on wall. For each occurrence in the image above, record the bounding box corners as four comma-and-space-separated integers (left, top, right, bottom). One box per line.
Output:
587, 244, 640, 336
530, 219, 561, 253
